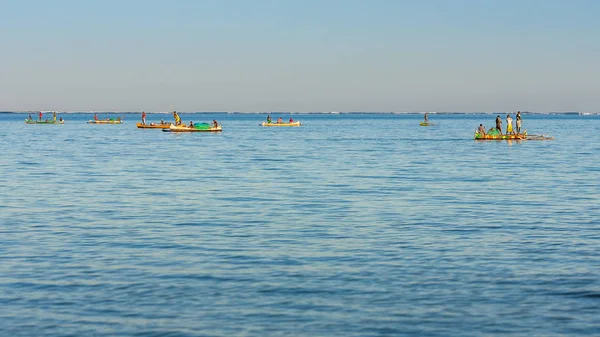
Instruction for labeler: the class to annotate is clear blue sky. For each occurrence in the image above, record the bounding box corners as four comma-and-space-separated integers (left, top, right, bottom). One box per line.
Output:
1, 0, 598, 112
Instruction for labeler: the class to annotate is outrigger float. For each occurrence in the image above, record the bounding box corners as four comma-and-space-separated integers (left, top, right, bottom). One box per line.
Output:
163, 123, 222, 132
474, 129, 553, 141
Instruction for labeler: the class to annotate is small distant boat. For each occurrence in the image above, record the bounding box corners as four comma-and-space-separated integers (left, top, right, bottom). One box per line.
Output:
163, 123, 222, 132
420, 122, 431, 126
260, 121, 302, 127
25, 119, 64, 124
88, 119, 123, 124
136, 122, 172, 129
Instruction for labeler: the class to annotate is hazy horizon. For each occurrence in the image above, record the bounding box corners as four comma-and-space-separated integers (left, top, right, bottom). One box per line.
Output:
1, 0, 599, 112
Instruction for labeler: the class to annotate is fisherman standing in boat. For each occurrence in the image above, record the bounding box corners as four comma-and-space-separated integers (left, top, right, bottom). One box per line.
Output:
53, 111, 57, 123
495, 115, 502, 135
141, 111, 146, 125
516, 111, 522, 134
38, 111, 43, 121
506, 114, 514, 135
173, 111, 182, 125
424, 113, 429, 124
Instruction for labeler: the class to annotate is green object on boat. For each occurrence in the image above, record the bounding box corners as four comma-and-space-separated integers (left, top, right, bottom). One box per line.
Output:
194, 123, 210, 130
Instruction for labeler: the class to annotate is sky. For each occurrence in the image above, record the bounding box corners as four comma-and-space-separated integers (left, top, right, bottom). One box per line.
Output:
0, 0, 599, 112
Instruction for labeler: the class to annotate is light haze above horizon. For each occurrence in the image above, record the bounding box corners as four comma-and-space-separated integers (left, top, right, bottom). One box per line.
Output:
1, 0, 599, 113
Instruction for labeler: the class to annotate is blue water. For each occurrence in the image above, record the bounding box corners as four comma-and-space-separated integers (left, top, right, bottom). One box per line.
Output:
1, 113, 599, 336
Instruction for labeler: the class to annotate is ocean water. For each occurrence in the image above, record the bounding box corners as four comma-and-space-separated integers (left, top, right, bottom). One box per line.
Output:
1, 112, 599, 336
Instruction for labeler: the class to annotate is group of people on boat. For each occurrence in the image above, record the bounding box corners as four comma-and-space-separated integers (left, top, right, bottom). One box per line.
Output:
266, 114, 294, 124
140, 111, 219, 128
27, 111, 63, 123
93, 114, 122, 122
477, 111, 523, 136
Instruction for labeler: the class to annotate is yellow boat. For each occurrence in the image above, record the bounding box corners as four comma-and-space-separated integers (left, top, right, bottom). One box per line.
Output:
88, 119, 123, 124
136, 122, 172, 129
474, 129, 553, 140
163, 123, 222, 132
260, 121, 301, 127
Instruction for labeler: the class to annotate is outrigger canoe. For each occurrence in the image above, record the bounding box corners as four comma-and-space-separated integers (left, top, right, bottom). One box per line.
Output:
163, 123, 222, 132
474, 129, 553, 141
136, 122, 173, 129
260, 121, 301, 127
25, 119, 64, 124
88, 120, 123, 124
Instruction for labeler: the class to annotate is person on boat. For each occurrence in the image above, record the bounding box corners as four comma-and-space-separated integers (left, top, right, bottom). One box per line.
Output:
28, 114, 32, 120
189, 121, 194, 128
424, 113, 429, 123
94, 114, 99, 121
53, 111, 57, 122
277, 117, 283, 123
117, 116, 121, 122
516, 111, 522, 134
477, 124, 486, 135
59, 117, 63, 122
495, 115, 502, 135
160, 119, 165, 125
267, 114, 272, 123
506, 114, 514, 135
212, 119, 218, 128
38, 111, 43, 121
141, 111, 146, 125
289, 117, 294, 123
174, 111, 182, 125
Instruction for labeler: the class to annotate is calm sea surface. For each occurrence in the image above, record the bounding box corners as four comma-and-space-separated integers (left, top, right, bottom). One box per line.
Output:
1, 112, 599, 336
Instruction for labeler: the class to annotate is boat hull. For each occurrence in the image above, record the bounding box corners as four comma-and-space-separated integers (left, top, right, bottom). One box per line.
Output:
25, 120, 64, 124
260, 121, 301, 127
474, 132, 552, 140
163, 125, 222, 132
137, 123, 172, 129
88, 120, 123, 124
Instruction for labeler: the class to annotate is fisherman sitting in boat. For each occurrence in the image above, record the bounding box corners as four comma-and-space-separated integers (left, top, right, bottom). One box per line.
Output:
277, 117, 283, 123
189, 121, 194, 128
477, 124, 486, 135
267, 114, 272, 123
289, 117, 294, 123
212, 119, 218, 128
